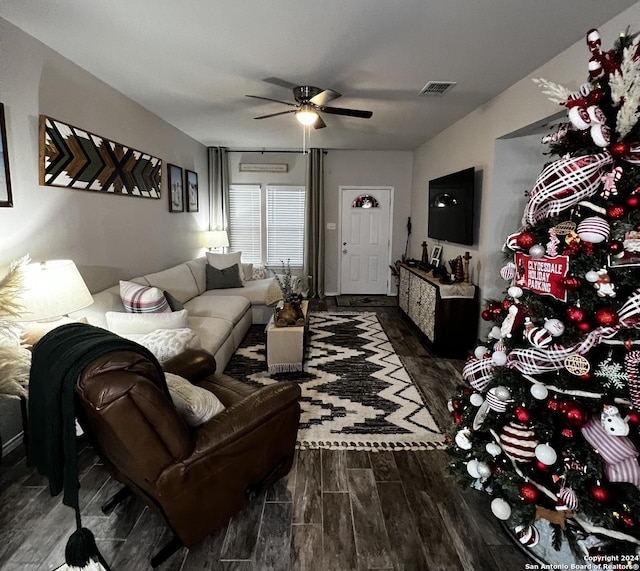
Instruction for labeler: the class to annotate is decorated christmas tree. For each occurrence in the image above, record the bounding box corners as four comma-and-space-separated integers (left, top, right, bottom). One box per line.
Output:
447, 28, 640, 558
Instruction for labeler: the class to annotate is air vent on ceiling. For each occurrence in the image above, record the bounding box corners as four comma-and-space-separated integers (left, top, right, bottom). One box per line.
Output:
419, 81, 457, 97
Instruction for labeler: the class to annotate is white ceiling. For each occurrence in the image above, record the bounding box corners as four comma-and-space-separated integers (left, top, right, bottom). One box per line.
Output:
0, 0, 637, 150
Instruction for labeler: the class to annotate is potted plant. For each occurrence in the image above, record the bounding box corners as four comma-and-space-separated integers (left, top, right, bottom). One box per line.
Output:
272, 260, 303, 326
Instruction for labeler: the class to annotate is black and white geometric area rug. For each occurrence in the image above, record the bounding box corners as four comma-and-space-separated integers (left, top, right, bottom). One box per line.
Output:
224, 312, 445, 451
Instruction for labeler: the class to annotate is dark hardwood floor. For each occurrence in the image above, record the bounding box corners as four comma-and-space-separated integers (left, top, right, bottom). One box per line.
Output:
0, 300, 529, 570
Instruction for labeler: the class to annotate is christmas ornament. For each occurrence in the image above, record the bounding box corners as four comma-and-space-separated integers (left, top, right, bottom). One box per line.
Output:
488, 326, 502, 340
535, 443, 558, 466
493, 386, 512, 401
607, 240, 624, 255
577, 216, 610, 243
514, 406, 531, 424
486, 387, 509, 412
575, 320, 594, 333
476, 461, 492, 479
473, 345, 489, 359
625, 194, 640, 210
557, 487, 579, 511
566, 305, 587, 323
553, 221, 577, 236
547, 397, 560, 412
501, 299, 512, 310
524, 324, 553, 348
529, 244, 546, 259
535, 460, 552, 472
590, 123, 610, 147
519, 482, 539, 504
493, 339, 506, 353
490, 498, 511, 520
530, 384, 549, 400
499, 421, 538, 462
507, 286, 523, 299
481, 309, 493, 321
486, 442, 502, 457
585, 270, 599, 283
514, 525, 540, 547
491, 351, 508, 367
452, 412, 463, 425
600, 405, 629, 437
564, 354, 591, 376
535, 505, 572, 530
559, 276, 581, 291
500, 262, 517, 281
561, 428, 575, 439
594, 307, 619, 327
544, 318, 565, 337
546, 228, 560, 256
605, 204, 626, 220
469, 393, 485, 407
627, 410, 640, 427
601, 166, 622, 198
455, 429, 473, 450
500, 304, 525, 338
516, 231, 536, 250
560, 400, 589, 428
589, 482, 610, 504
466, 459, 481, 479
593, 268, 616, 298
610, 140, 631, 159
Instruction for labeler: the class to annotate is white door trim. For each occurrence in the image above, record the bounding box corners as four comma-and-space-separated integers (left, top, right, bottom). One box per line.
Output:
338, 185, 394, 296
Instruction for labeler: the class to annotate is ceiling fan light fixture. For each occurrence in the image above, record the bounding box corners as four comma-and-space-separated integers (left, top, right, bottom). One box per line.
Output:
296, 104, 319, 125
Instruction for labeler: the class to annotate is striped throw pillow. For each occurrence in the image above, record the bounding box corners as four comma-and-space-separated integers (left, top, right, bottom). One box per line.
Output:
119, 280, 170, 313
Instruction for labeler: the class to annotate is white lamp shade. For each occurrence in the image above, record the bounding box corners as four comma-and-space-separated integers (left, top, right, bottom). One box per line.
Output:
296, 105, 319, 125
16, 260, 93, 321
203, 230, 229, 249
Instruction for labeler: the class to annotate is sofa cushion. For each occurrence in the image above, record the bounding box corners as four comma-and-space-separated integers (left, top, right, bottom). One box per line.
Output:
131, 328, 201, 363
251, 265, 269, 280
120, 280, 170, 313
185, 258, 207, 295
106, 309, 189, 336
144, 264, 200, 304
186, 316, 233, 356
184, 295, 250, 325
165, 372, 225, 427
205, 251, 242, 281
199, 277, 278, 305
241, 263, 253, 281
205, 264, 244, 290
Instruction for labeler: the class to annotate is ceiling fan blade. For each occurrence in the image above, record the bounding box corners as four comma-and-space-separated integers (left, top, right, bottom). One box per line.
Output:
313, 115, 327, 130
254, 110, 297, 120
246, 94, 297, 107
262, 77, 299, 90
321, 106, 373, 119
309, 89, 341, 107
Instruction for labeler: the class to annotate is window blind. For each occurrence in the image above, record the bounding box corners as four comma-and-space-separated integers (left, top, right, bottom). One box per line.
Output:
228, 184, 262, 263
266, 186, 305, 267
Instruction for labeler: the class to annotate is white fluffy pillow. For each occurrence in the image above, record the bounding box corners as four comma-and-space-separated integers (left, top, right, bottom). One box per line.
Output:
133, 328, 201, 362
165, 372, 225, 427
106, 309, 188, 336
205, 251, 242, 281
241, 262, 253, 281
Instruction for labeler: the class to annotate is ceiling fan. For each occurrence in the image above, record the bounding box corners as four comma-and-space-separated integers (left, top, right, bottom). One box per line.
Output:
246, 85, 373, 129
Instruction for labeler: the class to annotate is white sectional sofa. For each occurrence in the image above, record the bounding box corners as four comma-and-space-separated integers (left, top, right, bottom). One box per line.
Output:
75, 257, 281, 372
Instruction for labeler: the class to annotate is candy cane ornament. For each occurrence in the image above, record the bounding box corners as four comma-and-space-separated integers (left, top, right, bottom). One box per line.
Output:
624, 351, 640, 412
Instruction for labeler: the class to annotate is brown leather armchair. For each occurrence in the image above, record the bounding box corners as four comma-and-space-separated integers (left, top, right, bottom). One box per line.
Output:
74, 347, 301, 566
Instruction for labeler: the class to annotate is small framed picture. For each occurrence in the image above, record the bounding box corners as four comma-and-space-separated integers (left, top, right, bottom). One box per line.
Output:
185, 169, 198, 212
0, 103, 13, 208
430, 245, 442, 267
168, 164, 183, 212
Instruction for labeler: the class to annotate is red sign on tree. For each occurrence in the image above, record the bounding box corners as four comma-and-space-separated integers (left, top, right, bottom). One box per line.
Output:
513, 253, 569, 301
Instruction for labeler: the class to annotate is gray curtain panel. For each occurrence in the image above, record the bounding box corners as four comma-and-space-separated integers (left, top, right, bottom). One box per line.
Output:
207, 147, 229, 232
304, 149, 325, 298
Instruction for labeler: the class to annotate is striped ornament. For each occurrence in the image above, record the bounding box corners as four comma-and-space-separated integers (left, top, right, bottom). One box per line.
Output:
500, 262, 517, 281
577, 216, 610, 243
524, 326, 553, 348
462, 357, 495, 392
556, 487, 578, 511
486, 388, 509, 413
515, 525, 540, 547
624, 351, 640, 412
499, 421, 538, 463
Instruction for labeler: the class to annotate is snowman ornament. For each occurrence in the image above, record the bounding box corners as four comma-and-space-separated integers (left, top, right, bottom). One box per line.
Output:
600, 405, 630, 437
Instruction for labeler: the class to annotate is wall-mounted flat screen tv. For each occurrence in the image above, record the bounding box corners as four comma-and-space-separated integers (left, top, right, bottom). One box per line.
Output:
428, 167, 475, 246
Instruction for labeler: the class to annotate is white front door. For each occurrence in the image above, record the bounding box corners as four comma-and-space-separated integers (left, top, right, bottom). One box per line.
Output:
339, 187, 392, 295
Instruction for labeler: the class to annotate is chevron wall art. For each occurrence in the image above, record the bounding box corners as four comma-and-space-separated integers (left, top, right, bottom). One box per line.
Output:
39, 115, 161, 199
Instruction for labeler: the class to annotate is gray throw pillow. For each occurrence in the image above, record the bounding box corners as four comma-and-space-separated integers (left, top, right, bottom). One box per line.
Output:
163, 290, 184, 311
206, 263, 244, 290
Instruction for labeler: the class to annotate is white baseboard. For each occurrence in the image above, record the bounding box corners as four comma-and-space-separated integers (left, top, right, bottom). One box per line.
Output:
2, 431, 23, 457
325, 291, 339, 297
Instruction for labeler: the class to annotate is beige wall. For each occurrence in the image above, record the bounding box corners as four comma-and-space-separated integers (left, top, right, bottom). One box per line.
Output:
0, 17, 208, 450
0, 17, 209, 293
410, 3, 640, 322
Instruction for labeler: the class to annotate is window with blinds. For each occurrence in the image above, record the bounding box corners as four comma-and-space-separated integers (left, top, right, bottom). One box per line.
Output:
228, 184, 262, 263
228, 184, 305, 267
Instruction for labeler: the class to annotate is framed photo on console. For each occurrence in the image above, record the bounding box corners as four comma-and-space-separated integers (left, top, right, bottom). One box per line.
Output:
186, 169, 198, 212
0, 103, 13, 207
430, 245, 442, 267
168, 164, 183, 212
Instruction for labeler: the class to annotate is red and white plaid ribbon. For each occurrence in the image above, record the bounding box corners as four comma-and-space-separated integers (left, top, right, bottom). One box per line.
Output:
462, 357, 494, 392
523, 153, 612, 225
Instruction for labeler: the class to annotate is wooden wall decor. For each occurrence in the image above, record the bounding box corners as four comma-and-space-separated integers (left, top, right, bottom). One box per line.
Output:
39, 115, 161, 198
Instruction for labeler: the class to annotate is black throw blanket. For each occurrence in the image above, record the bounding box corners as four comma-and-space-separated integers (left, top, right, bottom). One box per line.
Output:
28, 322, 167, 515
